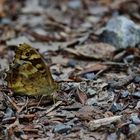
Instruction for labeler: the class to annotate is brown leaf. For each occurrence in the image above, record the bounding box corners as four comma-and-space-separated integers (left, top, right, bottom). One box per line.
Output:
65, 43, 116, 60
79, 63, 108, 75
75, 106, 95, 121
75, 88, 87, 104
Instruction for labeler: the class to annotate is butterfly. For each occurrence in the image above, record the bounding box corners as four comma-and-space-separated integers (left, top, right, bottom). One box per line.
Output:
6, 43, 58, 96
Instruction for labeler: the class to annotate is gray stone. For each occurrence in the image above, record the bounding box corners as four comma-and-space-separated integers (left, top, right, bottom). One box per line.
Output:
132, 91, 140, 98
100, 16, 140, 49
134, 75, 140, 83
53, 124, 71, 134
130, 114, 140, 124
129, 124, 137, 133
67, 59, 77, 67
110, 102, 123, 113
135, 101, 140, 110
3, 107, 13, 119
86, 88, 96, 97
68, 0, 81, 9
83, 72, 96, 80
86, 98, 97, 106
121, 90, 129, 98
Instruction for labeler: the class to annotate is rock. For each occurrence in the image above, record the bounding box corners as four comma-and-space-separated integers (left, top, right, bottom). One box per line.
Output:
100, 16, 140, 49
107, 132, 117, 140
132, 91, 140, 98
130, 114, 140, 124
86, 98, 97, 106
3, 107, 13, 119
135, 101, 140, 110
68, 0, 81, 9
89, 5, 108, 16
83, 72, 96, 80
39, 0, 50, 7
67, 59, 77, 67
86, 88, 96, 97
125, 55, 134, 62
0, 18, 11, 25
134, 75, 140, 83
110, 102, 123, 113
53, 124, 71, 134
121, 90, 129, 98
129, 124, 137, 133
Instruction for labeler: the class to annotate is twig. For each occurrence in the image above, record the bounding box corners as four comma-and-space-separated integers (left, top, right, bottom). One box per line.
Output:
6, 119, 19, 130
4, 93, 21, 112
103, 61, 126, 66
46, 101, 62, 115
89, 115, 122, 131
18, 97, 29, 113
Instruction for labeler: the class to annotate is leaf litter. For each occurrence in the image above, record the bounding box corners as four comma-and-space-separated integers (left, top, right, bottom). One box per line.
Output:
0, 0, 140, 140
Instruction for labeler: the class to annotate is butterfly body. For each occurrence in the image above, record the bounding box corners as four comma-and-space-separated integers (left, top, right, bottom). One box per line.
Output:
6, 43, 58, 96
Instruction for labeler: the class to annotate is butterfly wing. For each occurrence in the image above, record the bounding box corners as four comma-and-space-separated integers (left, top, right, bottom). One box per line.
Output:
7, 43, 58, 96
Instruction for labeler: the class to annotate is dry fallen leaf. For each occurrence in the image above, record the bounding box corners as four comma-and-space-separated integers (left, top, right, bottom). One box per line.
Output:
64, 43, 116, 60
74, 88, 87, 104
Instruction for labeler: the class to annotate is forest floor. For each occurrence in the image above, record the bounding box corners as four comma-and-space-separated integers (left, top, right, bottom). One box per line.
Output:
0, 0, 140, 140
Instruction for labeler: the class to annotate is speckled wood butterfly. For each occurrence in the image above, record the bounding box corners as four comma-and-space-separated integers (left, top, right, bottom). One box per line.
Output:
6, 43, 58, 96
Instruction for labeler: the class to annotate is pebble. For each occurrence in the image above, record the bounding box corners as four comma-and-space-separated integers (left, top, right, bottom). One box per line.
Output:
86, 88, 97, 97
0, 18, 11, 25
3, 107, 13, 119
67, 59, 77, 67
53, 124, 71, 134
86, 98, 97, 106
130, 114, 140, 124
135, 101, 140, 110
129, 124, 137, 133
110, 102, 123, 113
68, 0, 81, 9
134, 75, 140, 83
125, 55, 134, 62
121, 90, 129, 98
83, 72, 96, 80
132, 91, 140, 98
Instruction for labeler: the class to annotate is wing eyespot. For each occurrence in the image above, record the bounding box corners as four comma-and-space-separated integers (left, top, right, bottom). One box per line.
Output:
26, 52, 30, 57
